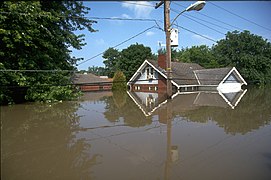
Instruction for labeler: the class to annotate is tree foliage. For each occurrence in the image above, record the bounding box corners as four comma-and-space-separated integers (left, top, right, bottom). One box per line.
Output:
213, 30, 271, 84
103, 47, 120, 78
102, 43, 153, 79
176, 45, 218, 68
87, 66, 107, 76
0, 1, 96, 104
118, 43, 153, 79
175, 31, 271, 85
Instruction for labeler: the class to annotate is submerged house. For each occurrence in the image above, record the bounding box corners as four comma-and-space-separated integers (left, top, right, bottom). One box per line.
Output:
127, 55, 247, 93
72, 73, 112, 92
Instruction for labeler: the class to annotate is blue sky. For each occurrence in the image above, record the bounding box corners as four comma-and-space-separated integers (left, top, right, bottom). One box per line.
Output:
72, 1, 271, 70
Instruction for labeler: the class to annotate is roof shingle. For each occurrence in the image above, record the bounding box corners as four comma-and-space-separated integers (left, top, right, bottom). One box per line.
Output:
72, 73, 112, 84
194, 67, 232, 85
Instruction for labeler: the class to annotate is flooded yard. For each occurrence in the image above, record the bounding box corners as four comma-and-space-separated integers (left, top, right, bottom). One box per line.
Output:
1, 87, 271, 180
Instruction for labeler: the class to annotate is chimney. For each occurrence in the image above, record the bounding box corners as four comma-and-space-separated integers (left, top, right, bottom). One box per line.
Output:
158, 54, 166, 70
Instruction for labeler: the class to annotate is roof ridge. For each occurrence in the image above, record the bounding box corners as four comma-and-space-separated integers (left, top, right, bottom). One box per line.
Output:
194, 67, 232, 72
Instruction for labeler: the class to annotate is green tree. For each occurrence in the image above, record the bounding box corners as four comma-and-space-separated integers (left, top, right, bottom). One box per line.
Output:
112, 70, 126, 91
87, 66, 108, 76
103, 48, 120, 78
213, 30, 271, 84
118, 43, 152, 79
176, 45, 218, 68
0, 1, 96, 104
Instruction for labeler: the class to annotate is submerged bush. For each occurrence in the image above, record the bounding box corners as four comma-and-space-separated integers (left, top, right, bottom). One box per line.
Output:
112, 71, 127, 91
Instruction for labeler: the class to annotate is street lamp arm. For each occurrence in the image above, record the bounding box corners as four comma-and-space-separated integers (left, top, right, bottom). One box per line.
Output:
170, 9, 186, 28
170, 1, 206, 28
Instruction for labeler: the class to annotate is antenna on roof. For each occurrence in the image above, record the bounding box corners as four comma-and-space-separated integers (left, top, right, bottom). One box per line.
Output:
158, 41, 166, 48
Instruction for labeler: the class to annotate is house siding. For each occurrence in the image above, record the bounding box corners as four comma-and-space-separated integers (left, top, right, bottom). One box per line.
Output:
79, 83, 112, 92
135, 65, 159, 85
131, 74, 168, 93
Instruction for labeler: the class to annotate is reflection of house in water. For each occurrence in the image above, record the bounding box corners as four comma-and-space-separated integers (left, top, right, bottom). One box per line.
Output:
127, 89, 247, 117
127, 92, 168, 116
180, 90, 247, 109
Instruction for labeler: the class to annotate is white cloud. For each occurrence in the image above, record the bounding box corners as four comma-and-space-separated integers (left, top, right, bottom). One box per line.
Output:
109, 14, 132, 25
121, 13, 132, 19
122, 1, 153, 18
146, 31, 155, 36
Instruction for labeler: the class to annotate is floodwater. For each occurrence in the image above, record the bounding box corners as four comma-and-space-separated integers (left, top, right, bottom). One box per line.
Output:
1, 87, 271, 180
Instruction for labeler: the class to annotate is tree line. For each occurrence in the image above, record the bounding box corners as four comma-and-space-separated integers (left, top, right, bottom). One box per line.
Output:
98, 30, 271, 85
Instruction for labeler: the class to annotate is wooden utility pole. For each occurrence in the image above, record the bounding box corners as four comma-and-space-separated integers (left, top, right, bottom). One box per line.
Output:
156, 0, 172, 98
164, 1, 172, 98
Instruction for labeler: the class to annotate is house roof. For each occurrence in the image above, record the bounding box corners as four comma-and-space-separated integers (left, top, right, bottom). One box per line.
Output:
147, 60, 204, 86
72, 73, 112, 84
128, 59, 246, 87
194, 67, 232, 85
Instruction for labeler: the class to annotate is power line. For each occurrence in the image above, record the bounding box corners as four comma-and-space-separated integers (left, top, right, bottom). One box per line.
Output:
171, 8, 225, 36
196, 10, 243, 31
208, 1, 271, 32
173, 23, 217, 43
77, 25, 157, 66
0, 11, 159, 23
171, 8, 232, 31
87, 16, 157, 22
0, 69, 77, 72
172, 2, 244, 31
173, 3, 271, 42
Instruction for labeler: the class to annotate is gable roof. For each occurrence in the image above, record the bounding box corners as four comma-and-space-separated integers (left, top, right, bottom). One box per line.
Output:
194, 67, 232, 85
128, 59, 246, 87
128, 59, 204, 87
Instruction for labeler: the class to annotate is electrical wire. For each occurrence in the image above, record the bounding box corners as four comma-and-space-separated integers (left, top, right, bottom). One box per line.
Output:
171, 8, 226, 35
0, 69, 77, 72
208, 1, 271, 32
0, 11, 160, 23
0, 77, 244, 88
172, 2, 244, 31
195, 10, 244, 31
77, 25, 157, 66
171, 9, 232, 31
172, 23, 217, 43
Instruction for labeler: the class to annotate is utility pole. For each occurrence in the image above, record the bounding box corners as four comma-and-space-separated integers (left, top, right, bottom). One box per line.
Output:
156, 0, 172, 98
164, 1, 172, 98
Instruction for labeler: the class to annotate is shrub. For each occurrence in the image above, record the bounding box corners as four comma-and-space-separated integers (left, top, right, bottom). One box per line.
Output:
112, 71, 127, 91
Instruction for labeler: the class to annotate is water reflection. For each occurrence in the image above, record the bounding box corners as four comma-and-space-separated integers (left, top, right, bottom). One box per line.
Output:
1, 102, 101, 179
127, 87, 271, 134
1, 87, 271, 180
180, 87, 271, 134
102, 91, 152, 127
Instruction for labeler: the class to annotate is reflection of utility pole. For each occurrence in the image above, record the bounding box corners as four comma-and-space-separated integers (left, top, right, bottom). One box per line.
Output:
164, 99, 175, 180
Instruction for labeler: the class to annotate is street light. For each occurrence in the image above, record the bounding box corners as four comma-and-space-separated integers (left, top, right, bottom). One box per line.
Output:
171, 1, 206, 27
164, 1, 206, 98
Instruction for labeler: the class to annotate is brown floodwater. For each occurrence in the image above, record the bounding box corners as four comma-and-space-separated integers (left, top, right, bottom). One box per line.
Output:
1, 87, 271, 180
